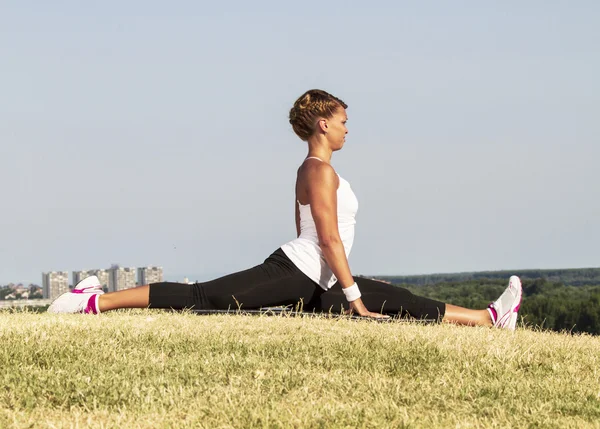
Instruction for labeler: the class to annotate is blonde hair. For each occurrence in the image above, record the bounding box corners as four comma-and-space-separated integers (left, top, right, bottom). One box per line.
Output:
289, 89, 347, 141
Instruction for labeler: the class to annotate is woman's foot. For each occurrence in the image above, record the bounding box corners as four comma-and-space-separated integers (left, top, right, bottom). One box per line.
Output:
488, 276, 522, 330
47, 276, 104, 314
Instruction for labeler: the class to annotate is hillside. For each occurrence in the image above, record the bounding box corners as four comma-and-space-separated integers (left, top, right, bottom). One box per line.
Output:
1, 310, 599, 428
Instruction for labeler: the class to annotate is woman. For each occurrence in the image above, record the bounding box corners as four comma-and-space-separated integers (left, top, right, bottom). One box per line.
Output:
48, 89, 522, 329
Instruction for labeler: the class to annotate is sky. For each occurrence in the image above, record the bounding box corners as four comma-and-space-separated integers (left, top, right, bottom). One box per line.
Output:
1, 1, 599, 285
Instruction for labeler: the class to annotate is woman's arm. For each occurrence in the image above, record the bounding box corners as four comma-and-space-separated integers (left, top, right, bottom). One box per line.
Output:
305, 163, 387, 318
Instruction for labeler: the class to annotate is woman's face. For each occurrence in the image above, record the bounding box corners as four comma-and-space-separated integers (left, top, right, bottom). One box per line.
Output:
325, 107, 348, 151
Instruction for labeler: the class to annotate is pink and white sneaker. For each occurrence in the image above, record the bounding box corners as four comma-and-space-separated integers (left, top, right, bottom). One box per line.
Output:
47, 275, 104, 314
488, 275, 522, 330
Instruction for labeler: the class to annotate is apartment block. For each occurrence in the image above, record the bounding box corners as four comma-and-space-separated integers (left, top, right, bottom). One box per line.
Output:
42, 271, 69, 299
109, 265, 136, 292
137, 266, 164, 286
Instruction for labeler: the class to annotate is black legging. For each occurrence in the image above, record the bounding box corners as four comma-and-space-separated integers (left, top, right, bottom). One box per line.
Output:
149, 248, 445, 320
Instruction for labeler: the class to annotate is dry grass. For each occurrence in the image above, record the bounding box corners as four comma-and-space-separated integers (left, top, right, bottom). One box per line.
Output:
1, 310, 599, 428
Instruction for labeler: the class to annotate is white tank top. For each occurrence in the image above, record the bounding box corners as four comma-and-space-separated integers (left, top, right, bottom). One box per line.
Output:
280, 158, 359, 290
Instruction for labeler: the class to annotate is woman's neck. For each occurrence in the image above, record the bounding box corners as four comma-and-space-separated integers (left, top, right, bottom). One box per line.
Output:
306, 139, 333, 163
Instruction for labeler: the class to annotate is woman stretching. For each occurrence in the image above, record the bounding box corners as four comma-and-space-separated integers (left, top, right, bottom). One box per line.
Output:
48, 89, 522, 329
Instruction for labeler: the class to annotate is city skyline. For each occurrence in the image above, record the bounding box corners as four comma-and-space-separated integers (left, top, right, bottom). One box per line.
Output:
41, 264, 163, 299
8, 261, 597, 289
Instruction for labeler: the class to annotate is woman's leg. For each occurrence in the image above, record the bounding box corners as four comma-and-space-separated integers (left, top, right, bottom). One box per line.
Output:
443, 304, 492, 327
100, 249, 322, 312
99, 285, 150, 311
315, 277, 492, 326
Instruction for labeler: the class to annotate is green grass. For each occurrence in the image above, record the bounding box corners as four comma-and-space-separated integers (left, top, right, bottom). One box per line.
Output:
1, 310, 600, 428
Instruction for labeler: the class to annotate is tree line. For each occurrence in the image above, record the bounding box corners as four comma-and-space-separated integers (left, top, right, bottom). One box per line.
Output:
377, 267, 600, 287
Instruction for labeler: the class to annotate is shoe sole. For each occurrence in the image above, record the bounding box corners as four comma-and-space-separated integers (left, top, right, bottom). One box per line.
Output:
503, 276, 522, 330
507, 310, 518, 330
493, 276, 522, 329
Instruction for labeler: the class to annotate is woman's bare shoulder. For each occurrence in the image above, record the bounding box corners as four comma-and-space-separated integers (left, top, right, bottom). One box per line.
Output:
298, 159, 336, 180
299, 161, 339, 192
296, 160, 338, 203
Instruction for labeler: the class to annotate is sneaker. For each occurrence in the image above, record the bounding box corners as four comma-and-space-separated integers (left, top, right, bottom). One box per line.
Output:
47, 276, 103, 314
487, 275, 522, 330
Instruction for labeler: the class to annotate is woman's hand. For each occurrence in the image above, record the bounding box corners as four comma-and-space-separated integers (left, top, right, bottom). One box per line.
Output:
346, 298, 390, 319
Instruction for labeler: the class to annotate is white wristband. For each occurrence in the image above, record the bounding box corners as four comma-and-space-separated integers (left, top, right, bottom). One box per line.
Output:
342, 282, 361, 302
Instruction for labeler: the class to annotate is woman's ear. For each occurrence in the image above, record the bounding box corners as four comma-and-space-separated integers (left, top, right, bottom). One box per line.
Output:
317, 118, 328, 134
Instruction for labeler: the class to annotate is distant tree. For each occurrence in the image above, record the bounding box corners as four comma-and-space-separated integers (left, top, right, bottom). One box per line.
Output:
0, 287, 13, 300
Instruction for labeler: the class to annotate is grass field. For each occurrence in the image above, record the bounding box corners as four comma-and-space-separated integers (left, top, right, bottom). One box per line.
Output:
1, 310, 599, 428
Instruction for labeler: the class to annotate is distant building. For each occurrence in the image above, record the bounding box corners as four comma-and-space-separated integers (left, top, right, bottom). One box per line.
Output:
73, 269, 110, 292
42, 271, 69, 299
73, 270, 92, 286
109, 265, 136, 292
137, 266, 163, 286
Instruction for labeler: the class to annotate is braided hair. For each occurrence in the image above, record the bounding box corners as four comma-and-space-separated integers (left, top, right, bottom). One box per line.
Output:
289, 89, 347, 141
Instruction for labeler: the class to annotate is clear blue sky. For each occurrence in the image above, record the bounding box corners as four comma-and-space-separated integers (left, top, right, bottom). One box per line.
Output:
1, 1, 599, 284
